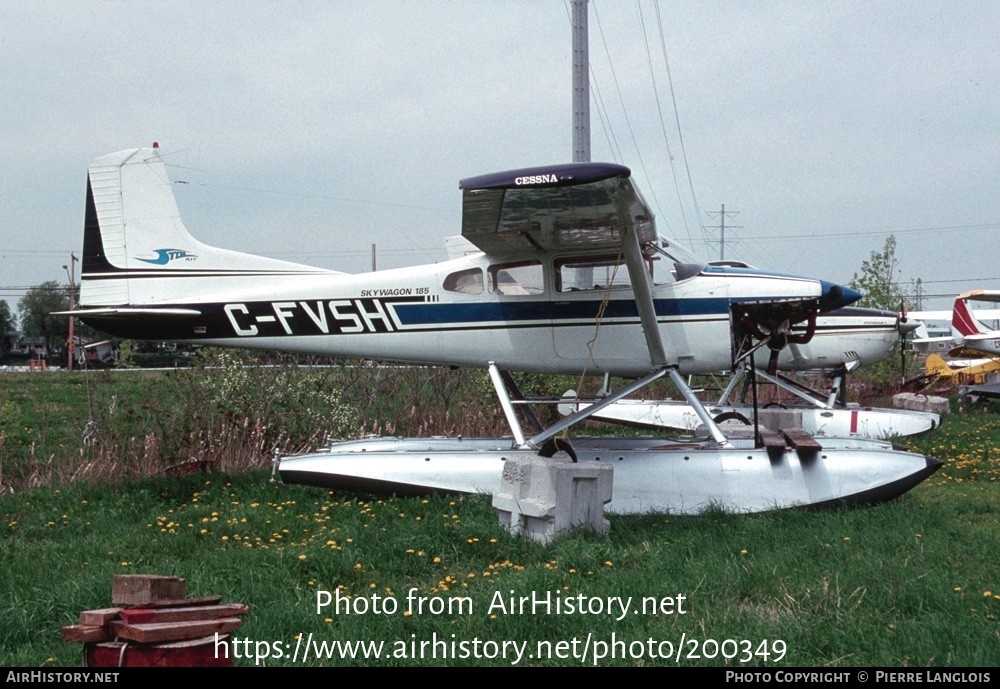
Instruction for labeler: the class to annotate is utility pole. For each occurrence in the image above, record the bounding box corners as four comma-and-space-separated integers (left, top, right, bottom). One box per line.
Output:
63, 253, 78, 370
705, 205, 741, 261
912, 279, 924, 311
571, 0, 590, 162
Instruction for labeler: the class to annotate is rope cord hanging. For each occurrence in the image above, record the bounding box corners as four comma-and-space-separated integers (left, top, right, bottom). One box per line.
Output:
562, 246, 626, 441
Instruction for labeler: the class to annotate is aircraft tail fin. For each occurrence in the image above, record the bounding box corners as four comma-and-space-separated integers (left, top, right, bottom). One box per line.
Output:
81, 145, 336, 308
951, 294, 989, 340
924, 353, 955, 379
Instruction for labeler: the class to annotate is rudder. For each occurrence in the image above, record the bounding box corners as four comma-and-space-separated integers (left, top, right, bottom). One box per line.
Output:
952, 295, 987, 338
79, 146, 336, 308
81, 146, 200, 306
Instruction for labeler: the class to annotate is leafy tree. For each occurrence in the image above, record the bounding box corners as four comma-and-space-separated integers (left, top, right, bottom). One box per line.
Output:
0, 299, 15, 333
849, 235, 907, 311
848, 235, 921, 387
17, 281, 70, 355
0, 300, 15, 356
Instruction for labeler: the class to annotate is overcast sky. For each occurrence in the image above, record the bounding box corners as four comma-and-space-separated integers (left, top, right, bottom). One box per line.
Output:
2, 0, 998, 312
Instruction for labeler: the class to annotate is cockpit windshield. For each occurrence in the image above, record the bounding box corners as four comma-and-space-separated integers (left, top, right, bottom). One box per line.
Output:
651, 235, 704, 266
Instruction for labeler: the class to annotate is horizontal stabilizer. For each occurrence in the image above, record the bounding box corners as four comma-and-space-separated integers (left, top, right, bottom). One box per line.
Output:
53, 307, 202, 318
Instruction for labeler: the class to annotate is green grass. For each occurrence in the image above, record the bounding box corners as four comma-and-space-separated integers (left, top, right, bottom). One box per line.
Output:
1, 474, 997, 666
0, 361, 530, 491
1, 365, 998, 666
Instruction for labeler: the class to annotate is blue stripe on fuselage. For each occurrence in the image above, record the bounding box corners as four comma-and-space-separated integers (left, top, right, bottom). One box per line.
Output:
391, 296, 783, 326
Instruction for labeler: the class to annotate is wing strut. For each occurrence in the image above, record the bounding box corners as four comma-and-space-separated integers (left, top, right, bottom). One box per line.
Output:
666, 368, 731, 446
488, 362, 527, 447
489, 363, 671, 450
618, 194, 668, 367
750, 369, 834, 409
527, 367, 670, 448
617, 187, 731, 446
717, 367, 747, 404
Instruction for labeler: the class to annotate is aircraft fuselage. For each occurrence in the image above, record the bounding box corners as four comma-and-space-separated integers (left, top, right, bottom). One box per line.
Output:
81, 249, 857, 376
74, 147, 872, 377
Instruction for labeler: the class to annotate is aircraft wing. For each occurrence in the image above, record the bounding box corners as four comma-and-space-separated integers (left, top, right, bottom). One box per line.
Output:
907, 310, 952, 322
910, 289, 1000, 323
909, 309, 1000, 324
458, 163, 655, 256
959, 289, 1000, 303
911, 335, 954, 354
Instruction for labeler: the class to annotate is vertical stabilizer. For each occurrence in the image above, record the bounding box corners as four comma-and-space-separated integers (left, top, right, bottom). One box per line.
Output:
80, 146, 336, 308
951, 294, 988, 340
84, 147, 198, 304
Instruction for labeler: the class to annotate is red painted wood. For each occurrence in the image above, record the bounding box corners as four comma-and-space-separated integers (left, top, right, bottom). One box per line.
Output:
85, 636, 233, 667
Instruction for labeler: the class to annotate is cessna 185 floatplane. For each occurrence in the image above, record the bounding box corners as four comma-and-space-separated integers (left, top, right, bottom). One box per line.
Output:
62, 146, 942, 514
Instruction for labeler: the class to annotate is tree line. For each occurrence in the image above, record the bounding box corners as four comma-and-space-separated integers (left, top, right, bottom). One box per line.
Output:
0, 281, 99, 359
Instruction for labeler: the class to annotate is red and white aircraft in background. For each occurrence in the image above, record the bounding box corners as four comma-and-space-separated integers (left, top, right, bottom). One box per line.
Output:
948, 290, 1000, 356
910, 291, 1000, 358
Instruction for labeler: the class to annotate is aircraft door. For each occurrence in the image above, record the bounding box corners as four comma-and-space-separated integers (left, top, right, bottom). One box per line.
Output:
551, 255, 648, 370
485, 260, 559, 365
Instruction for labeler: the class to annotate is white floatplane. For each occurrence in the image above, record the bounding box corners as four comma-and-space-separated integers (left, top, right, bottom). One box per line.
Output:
557, 385, 939, 442
61, 146, 942, 515
557, 308, 939, 441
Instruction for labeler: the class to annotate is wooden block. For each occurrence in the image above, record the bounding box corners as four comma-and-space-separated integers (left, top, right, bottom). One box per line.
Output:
112, 574, 187, 605
79, 607, 122, 626
61, 624, 112, 643
128, 595, 223, 610
85, 636, 233, 667
110, 617, 243, 644
781, 428, 822, 451
119, 603, 249, 625
757, 428, 786, 450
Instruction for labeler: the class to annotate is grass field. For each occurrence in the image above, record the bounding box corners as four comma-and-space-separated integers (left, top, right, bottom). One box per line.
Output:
1, 363, 998, 667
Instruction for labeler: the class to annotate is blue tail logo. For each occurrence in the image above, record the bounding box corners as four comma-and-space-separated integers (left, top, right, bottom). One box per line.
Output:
135, 248, 198, 265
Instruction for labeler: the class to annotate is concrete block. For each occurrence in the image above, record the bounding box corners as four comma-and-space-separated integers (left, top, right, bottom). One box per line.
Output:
757, 407, 804, 432
892, 392, 950, 415
492, 455, 613, 544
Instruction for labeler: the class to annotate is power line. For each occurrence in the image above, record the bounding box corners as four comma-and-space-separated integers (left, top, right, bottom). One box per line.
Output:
704, 205, 742, 261
911, 276, 1000, 285
749, 223, 999, 242
0, 250, 70, 256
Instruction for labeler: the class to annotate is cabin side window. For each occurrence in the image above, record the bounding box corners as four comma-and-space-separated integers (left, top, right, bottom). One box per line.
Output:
555, 255, 633, 292
488, 261, 544, 296
443, 268, 484, 295
555, 253, 675, 290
